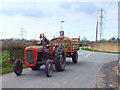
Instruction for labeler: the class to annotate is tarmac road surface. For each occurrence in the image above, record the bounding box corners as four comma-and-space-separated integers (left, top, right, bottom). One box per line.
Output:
2, 49, 118, 88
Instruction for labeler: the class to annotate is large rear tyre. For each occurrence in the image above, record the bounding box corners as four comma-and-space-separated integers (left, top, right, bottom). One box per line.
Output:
72, 52, 78, 63
31, 64, 40, 70
45, 60, 53, 77
55, 47, 66, 71
14, 59, 23, 76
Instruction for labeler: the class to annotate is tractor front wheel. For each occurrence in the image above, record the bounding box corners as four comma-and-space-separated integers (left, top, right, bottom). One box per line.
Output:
14, 59, 23, 76
45, 60, 53, 77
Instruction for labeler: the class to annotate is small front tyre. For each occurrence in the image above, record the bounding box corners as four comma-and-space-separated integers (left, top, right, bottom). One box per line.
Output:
45, 60, 53, 77
14, 59, 23, 76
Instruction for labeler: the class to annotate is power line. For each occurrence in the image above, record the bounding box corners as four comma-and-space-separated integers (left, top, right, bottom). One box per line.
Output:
104, 0, 114, 15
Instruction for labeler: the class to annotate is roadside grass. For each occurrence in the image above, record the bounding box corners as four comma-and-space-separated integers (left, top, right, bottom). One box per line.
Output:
1, 41, 34, 74
1, 63, 27, 74
81, 48, 120, 54
1, 50, 28, 74
1, 50, 10, 65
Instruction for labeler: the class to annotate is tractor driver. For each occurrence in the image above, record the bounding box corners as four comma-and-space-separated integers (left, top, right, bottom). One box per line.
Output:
38, 36, 50, 60
41, 36, 49, 47
37, 36, 49, 46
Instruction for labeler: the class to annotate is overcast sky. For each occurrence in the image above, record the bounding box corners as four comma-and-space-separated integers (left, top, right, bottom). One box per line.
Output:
0, 0, 119, 41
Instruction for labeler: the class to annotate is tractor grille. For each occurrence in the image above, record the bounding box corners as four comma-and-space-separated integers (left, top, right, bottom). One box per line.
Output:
26, 50, 34, 64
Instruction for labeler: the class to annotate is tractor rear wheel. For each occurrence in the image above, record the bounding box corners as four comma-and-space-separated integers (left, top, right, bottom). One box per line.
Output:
72, 52, 78, 63
45, 60, 53, 77
14, 59, 23, 76
55, 47, 66, 71
30, 64, 40, 70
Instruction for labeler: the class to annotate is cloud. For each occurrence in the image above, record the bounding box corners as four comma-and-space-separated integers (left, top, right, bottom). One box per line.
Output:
73, 2, 98, 14
59, 2, 99, 14
1, 8, 46, 18
0, 2, 53, 18
59, 3, 71, 10
0, 2, 99, 18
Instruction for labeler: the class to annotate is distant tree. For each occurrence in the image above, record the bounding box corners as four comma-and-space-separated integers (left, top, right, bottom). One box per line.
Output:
108, 37, 118, 42
81, 36, 88, 42
111, 37, 116, 40
101, 38, 107, 42
108, 38, 112, 42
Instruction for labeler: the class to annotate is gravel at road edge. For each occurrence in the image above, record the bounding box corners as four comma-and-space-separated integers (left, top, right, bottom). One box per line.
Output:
96, 61, 119, 88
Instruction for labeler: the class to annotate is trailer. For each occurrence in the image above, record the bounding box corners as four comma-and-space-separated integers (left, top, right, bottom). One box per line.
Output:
50, 38, 80, 63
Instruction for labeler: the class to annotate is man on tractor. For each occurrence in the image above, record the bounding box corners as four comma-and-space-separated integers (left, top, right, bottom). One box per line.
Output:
37, 35, 50, 60
14, 33, 66, 77
41, 36, 49, 47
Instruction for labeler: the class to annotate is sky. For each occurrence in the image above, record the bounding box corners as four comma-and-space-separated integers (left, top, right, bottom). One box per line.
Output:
0, 0, 119, 41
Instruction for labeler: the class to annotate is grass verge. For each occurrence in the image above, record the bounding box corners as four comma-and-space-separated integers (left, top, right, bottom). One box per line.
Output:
81, 48, 120, 54
1, 63, 27, 74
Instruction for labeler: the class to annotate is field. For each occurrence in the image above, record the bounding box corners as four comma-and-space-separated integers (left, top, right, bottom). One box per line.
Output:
90, 42, 119, 52
81, 48, 120, 54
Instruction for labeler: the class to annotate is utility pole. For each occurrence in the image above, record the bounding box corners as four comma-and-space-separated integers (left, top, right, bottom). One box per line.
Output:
60, 21, 64, 37
95, 21, 98, 43
98, 9, 105, 41
61, 21, 64, 31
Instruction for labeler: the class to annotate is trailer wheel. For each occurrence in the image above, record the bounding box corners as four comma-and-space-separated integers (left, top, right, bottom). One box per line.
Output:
72, 52, 78, 63
45, 60, 53, 77
30, 64, 40, 70
14, 59, 23, 76
55, 47, 66, 71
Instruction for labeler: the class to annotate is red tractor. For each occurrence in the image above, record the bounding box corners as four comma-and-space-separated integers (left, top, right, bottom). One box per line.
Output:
14, 35, 66, 77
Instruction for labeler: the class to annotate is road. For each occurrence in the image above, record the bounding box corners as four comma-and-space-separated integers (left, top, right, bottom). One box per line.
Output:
2, 49, 118, 88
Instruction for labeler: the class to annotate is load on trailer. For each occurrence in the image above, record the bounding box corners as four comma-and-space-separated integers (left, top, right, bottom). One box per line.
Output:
50, 36, 80, 63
